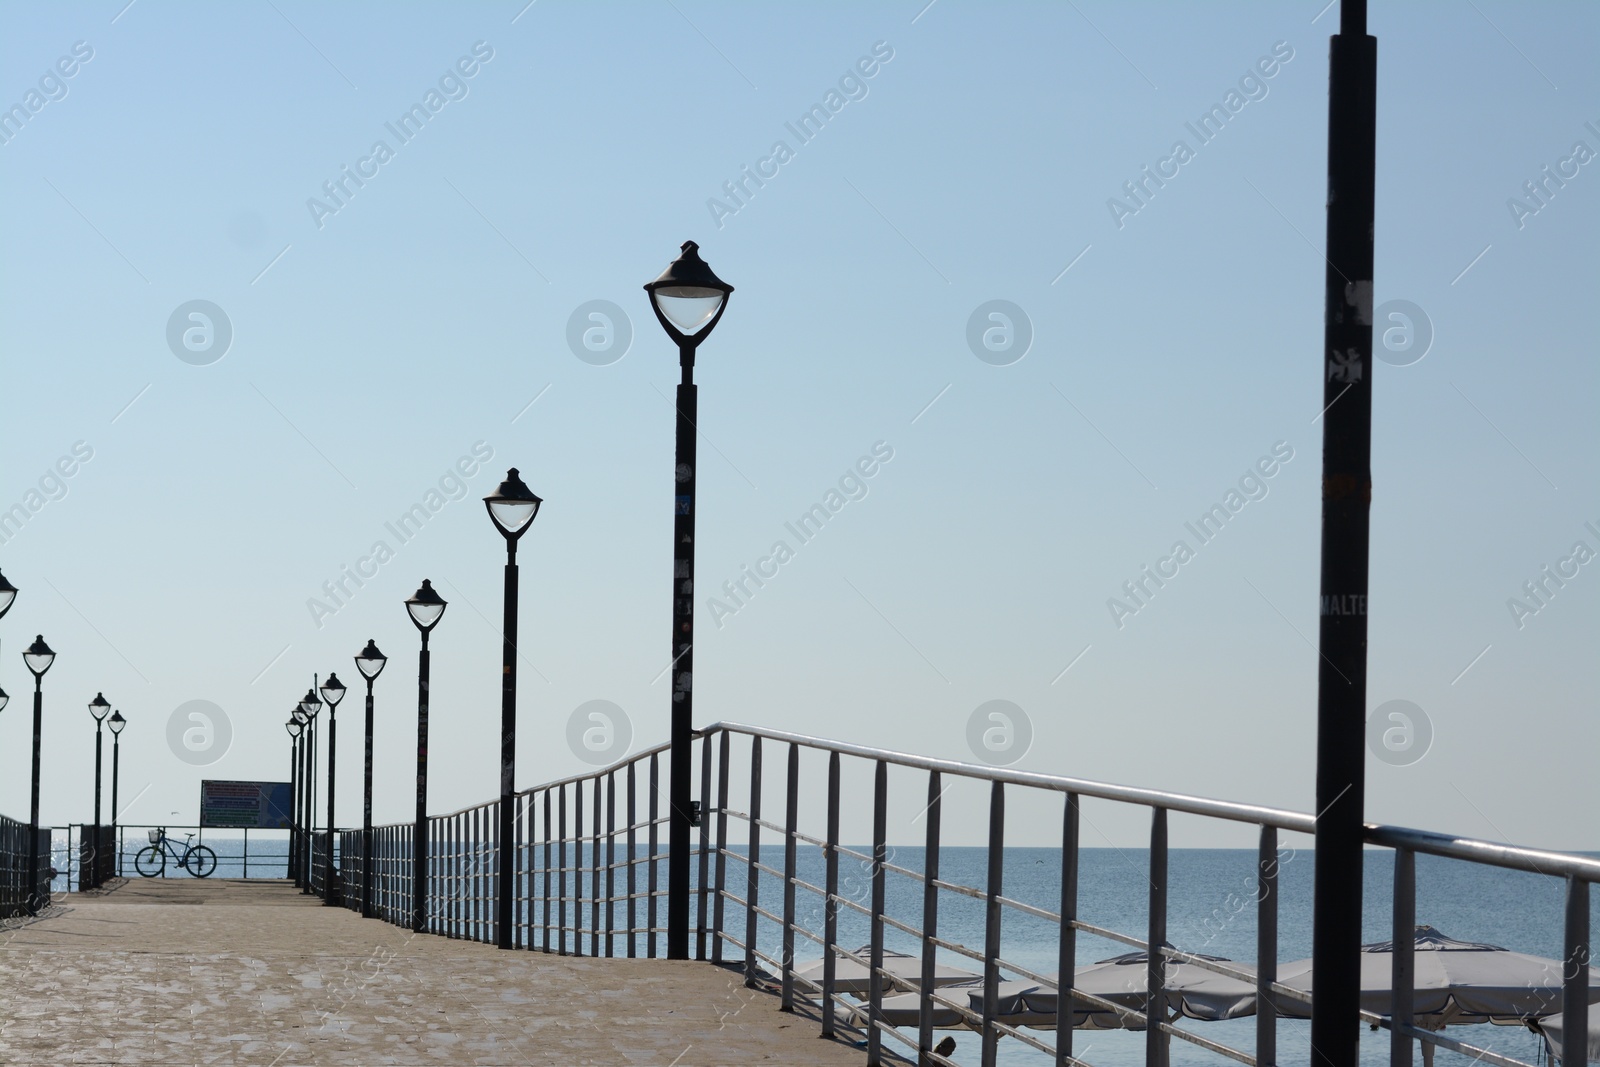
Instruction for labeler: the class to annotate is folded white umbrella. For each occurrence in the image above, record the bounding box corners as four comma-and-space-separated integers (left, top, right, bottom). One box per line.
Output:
793, 945, 982, 996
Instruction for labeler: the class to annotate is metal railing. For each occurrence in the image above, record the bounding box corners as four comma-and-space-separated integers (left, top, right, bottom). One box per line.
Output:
1, 814, 49, 917
342, 743, 676, 951
296, 723, 1595, 1067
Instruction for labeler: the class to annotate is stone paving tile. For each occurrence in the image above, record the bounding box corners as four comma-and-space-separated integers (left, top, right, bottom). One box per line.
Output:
0, 879, 881, 1066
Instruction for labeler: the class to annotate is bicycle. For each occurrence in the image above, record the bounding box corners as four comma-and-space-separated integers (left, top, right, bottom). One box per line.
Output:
134, 828, 218, 878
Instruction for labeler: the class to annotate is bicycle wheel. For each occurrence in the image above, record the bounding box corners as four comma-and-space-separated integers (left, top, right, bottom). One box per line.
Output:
134, 846, 165, 877
185, 845, 218, 878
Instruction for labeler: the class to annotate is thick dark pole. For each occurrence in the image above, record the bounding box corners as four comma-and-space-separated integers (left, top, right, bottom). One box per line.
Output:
363, 678, 375, 918
288, 736, 299, 882
297, 727, 308, 887
413, 632, 431, 933
497, 540, 518, 949
27, 676, 44, 915
667, 345, 697, 960
301, 718, 315, 893
93, 721, 103, 888
1310, 3, 1376, 1066
323, 705, 337, 904
111, 736, 121, 877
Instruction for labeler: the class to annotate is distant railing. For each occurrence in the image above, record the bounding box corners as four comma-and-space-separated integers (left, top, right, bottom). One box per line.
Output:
1, 813, 49, 918
294, 723, 1596, 1067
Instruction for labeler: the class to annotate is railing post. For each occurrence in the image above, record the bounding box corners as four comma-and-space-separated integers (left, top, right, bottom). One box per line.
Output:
1056, 793, 1079, 1067
1562, 875, 1590, 1067
919, 770, 943, 1064
575, 778, 585, 956
821, 750, 840, 1038
1257, 826, 1280, 1067
591, 775, 602, 958
781, 742, 799, 1012
867, 759, 888, 1066
559, 785, 569, 956
542, 790, 552, 953
627, 763, 638, 959
516, 795, 526, 948
744, 736, 763, 986
980, 782, 1005, 1067
1392, 846, 1416, 1067
697, 731, 713, 962
711, 733, 729, 965
648, 753, 660, 959
1146, 806, 1169, 1067
606, 771, 616, 959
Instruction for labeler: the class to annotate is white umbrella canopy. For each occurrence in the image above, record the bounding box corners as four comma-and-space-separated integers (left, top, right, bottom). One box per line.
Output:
1538, 1016, 1600, 1065
878, 980, 982, 1029
793, 945, 982, 996
963, 950, 1258, 1032
1273, 926, 1600, 1029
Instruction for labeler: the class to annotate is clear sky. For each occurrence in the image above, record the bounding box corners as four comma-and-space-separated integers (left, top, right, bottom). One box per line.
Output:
1, 1, 1594, 850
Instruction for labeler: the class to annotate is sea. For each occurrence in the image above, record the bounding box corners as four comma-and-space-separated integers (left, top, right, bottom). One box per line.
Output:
53, 833, 1594, 1067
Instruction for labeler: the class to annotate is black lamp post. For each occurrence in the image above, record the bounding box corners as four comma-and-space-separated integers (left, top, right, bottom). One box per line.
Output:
292, 707, 309, 886
1310, 4, 1377, 1067
299, 690, 322, 893
483, 468, 543, 949
286, 716, 302, 882
406, 580, 447, 933
319, 673, 346, 904
644, 240, 733, 960
0, 569, 16, 620
108, 711, 125, 876
354, 640, 387, 919
87, 693, 110, 889
23, 635, 56, 915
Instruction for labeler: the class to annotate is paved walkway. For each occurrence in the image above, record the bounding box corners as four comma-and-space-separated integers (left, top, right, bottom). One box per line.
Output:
0, 879, 870, 1066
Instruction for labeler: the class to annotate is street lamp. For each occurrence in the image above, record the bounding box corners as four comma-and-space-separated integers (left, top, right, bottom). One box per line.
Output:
87, 693, 111, 889
299, 690, 321, 895
286, 716, 302, 882
108, 711, 125, 875
483, 467, 543, 949
406, 579, 447, 933
0, 568, 16, 620
292, 706, 309, 887
23, 635, 56, 915
644, 239, 733, 960
354, 639, 387, 919
319, 672, 346, 905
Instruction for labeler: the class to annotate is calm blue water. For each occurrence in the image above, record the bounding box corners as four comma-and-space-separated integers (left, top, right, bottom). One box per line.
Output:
52, 834, 1592, 1067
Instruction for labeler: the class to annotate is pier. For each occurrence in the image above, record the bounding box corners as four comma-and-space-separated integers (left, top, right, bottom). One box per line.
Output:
0, 876, 862, 1066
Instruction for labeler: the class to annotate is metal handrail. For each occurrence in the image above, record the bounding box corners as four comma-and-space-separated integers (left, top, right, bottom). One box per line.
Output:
279, 721, 1592, 1067
702, 720, 1319, 834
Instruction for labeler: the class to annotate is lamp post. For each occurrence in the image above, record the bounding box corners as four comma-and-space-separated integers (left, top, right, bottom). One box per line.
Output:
0, 569, 16, 620
644, 240, 733, 960
300, 688, 322, 895
108, 711, 125, 876
286, 716, 302, 882
87, 693, 110, 889
1310, 4, 1377, 1067
23, 636, 56, 915
483, 468, 543, 949
406, 580, 447, 933
354, 640, 387, 919
319, 673, 346, 905
292, 707, 309, 886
